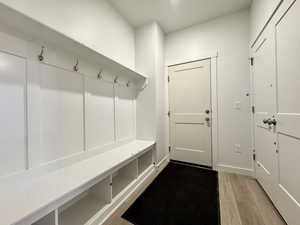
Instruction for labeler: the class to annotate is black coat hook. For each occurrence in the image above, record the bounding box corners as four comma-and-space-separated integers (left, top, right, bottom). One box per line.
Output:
38, 46, 45, 62
73, 59, 79, 72
114, 76, 118, 84
97, 69, 103, 80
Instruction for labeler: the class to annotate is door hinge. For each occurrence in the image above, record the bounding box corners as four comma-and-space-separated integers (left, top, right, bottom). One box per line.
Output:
252, 106, 255, 114
169, 146, 171, 152
250, 57, 254, 66
168, 76, 170, 82
253, 153, 256, 161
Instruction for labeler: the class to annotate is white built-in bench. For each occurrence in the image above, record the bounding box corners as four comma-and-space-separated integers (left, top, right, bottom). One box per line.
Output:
0, 140, 156, 225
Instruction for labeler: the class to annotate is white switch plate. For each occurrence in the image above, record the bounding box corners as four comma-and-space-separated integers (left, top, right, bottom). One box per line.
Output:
235, 144, 241, 153
234, 101, 241, 110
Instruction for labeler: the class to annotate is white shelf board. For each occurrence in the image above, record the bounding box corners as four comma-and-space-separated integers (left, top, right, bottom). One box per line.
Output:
0, 3, 148, 83
0, 140, 155, 225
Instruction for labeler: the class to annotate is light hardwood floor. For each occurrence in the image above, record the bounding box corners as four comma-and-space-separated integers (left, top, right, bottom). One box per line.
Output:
102, 171, 286, 225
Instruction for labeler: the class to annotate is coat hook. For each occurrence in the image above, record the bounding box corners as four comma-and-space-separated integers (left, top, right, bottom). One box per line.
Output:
73, 59, 79, 72
126, 81, 130, 87
97, 69, 103, 80
38, 46, 45, 62
114, 76, 118, 84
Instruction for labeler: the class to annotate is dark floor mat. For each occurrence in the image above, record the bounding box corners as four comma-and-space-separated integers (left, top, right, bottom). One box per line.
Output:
122, 162, 220, 225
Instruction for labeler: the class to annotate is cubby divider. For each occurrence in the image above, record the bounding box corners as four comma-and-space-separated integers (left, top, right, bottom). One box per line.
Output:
112, 160, 138, 199
58, 176, 111, 225
138, 149, 153, 175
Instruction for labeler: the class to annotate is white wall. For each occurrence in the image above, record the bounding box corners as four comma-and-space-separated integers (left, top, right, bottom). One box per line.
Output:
0, 0, 135, 69
155, 25, 168, 162
135, 22, 167, 163
166, 9, 252, 172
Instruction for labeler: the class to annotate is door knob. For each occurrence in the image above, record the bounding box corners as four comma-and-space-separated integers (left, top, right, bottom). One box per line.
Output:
269, 118, 277, 126
205, 109, 210, 114
263, 119, 269, 124
205, 117, 210, 122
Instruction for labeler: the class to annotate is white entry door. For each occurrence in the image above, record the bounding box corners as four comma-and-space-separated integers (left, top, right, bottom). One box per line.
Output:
169, 59, 212, 166
252, 26, 278, 204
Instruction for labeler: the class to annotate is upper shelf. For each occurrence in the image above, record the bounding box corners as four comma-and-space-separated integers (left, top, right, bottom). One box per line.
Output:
0, 140, 155, 225
0, 3, 148, 83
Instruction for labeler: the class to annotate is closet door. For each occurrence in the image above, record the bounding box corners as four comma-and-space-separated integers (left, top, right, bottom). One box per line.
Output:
275, 1, 300, 224
252, 27, 278, 204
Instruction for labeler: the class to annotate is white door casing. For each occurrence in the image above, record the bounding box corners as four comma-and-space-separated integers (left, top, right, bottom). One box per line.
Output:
169, 59, 212, 166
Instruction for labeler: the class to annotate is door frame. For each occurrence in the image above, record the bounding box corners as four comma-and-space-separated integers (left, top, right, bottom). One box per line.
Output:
165, 51, 219, 170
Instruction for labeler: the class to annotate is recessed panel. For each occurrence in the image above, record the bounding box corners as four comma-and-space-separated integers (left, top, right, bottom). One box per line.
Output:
0, 52, 26, 177
175, 123, 208, 152
255, 126, 274, 176
276, 1, 300, 114
116, 85, 135, 141
40, 64, 84, 163
172, 66, 210, 114
85, 78, 115, 150
253, 36, 275, 113
278, 133, 300, 206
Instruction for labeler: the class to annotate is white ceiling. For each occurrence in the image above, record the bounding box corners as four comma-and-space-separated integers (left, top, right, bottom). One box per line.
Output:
108, 0, 252, 33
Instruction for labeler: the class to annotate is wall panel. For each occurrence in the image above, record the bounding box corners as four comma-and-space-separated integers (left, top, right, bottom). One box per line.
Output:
85, 77, 115, 150
0, 51, 27, 177
40, 64, 84, 163
115, 85, 135, 142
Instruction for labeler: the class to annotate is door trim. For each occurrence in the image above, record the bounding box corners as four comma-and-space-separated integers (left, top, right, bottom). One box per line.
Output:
165, 52, 219, 170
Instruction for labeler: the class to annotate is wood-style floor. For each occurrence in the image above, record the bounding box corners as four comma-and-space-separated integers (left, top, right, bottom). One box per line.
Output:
102, 171, 286, 225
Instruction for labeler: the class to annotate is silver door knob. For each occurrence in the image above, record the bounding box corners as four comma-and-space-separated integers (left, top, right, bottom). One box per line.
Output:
263, 119, 269, 124
269, 118, 277, 126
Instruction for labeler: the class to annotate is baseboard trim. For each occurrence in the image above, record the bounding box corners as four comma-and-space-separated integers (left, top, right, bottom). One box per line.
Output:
217, 164, 254, 176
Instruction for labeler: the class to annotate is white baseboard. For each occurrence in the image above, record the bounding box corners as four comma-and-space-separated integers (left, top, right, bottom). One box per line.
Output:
217, 164, 254, 177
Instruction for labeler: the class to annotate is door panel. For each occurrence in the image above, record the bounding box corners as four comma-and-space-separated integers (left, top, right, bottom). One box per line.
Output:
169, 60, 212, 166
253, 27, 278, 204
275, 1, 300, 224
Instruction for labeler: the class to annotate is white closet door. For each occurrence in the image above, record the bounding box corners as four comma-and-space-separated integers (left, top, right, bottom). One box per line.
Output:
40, 64, 84, 163
115, 85, 135, 142
275, 1, 300, 224
85, 77, 115, 150
252, 27, 278, 204
0, 51, 26, 177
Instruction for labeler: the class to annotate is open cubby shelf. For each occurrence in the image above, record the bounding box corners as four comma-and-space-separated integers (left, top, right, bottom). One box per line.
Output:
59, 177, 110, 225
112, 160, 138, 199
138, 149, 154, 175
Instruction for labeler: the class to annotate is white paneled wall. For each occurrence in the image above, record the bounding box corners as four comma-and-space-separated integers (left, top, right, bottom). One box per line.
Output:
0, 30, 137, 178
